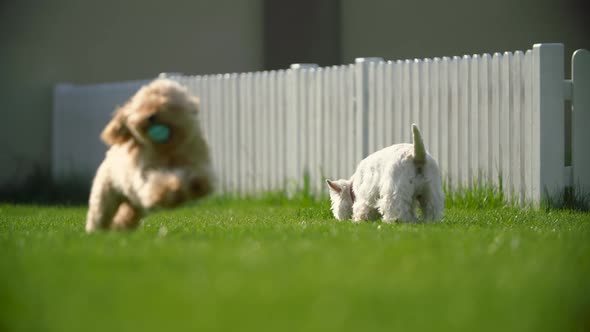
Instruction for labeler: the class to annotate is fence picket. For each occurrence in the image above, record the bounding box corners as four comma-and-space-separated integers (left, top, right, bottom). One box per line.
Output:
383, 63, 394, 148
450, 56, 460, 189
345, 65, 356, 177
368, 62, 377, 153
376, 62, 386, 151
501, 52, 512, 200
479, 54, 491, 184
469, 55, 479, 187
393, 61, 403, 145
420, 59, 431, 150
512, 51, 524, 203
402, 60, 412, 144
439, 57, 450, 184
246, 73, 256, 193
411, 59, 421, 131
430, 58, 441, 165
491, 53, 502, 188
327, 67, 336, 180
523, 51, 533, 202
459, 55, 471, 187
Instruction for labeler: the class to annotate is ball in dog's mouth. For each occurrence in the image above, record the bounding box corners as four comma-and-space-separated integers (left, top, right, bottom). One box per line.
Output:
147, 124, 171, 143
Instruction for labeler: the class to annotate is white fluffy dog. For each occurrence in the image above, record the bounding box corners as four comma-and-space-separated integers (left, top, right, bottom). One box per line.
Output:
85, 79, 214, 233
326, 124, 444, 223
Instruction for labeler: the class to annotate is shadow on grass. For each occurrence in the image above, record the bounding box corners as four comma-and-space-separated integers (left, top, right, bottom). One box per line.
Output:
543, 185, 590, 212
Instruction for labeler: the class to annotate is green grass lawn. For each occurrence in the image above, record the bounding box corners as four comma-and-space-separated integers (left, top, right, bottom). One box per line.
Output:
1, 196, 589, 332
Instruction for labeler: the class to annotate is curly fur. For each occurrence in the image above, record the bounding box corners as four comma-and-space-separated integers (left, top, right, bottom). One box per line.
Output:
326, 124, 444, 223
85, 78, 214, 233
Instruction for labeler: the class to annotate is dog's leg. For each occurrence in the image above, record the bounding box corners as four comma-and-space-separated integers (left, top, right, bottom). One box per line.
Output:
379, 180, 417, 223
111, 202, 144, 230
419, 181, 445, 221
352, 199, 374, 223
386, 197, 417, 222
85, 175, 122, 233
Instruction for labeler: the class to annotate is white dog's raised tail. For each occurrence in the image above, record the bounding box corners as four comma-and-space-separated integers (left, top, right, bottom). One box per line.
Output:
412, 123, 426, 165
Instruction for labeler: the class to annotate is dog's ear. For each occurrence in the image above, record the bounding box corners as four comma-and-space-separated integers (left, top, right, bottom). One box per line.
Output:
326, 179, 342, 193
189, 96, 200, 113
101, 105, 131, 145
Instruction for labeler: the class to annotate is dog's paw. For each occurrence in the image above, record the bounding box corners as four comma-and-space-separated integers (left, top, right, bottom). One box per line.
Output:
85, 221, 98, 233
160, 176, 187, 208
144, 174, 186, 208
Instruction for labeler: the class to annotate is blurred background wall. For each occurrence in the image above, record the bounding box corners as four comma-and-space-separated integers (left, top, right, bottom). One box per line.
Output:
0, 0, 588, 193
0, 0, 263, 187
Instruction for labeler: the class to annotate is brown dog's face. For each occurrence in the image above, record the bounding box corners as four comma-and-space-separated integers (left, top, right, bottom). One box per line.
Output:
101, 79, 202, 152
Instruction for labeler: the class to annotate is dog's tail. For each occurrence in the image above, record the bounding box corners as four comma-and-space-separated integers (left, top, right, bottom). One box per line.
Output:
412, 124, 426, 165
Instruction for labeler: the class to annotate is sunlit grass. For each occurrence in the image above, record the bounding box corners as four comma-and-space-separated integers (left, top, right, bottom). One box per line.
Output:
1, 195, 589, 332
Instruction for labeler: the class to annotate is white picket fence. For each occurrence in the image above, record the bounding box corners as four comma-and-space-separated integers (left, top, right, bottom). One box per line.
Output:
53, 43, 590, 204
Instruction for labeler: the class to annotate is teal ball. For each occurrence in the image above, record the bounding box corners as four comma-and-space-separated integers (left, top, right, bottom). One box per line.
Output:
147, 124, 170, 143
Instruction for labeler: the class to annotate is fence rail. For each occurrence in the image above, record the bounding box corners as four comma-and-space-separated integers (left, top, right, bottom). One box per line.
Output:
53, 43, 590, 204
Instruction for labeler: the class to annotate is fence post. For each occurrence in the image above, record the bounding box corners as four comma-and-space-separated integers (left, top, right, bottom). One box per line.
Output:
288, 63, 318, 193
572, 49, 590, 193
355, 58, 384, 160
532, 43, 565, 203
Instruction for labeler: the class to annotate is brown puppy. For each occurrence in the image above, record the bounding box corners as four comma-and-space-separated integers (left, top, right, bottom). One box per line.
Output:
85, 78, 214, 232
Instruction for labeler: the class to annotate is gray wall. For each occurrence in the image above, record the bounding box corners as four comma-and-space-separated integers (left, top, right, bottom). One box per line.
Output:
0, 0, 263, 186
341, 0, 589, 68
263, 0, 341, 69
